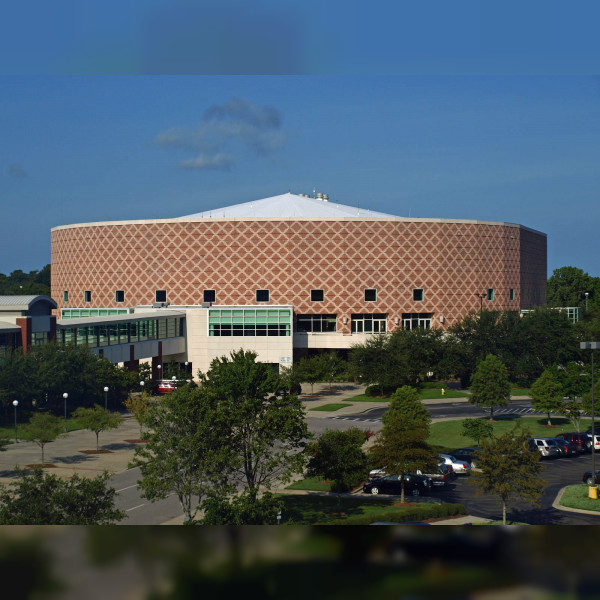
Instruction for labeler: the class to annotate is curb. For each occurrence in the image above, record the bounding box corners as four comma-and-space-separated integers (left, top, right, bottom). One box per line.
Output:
552, 485, 600, 516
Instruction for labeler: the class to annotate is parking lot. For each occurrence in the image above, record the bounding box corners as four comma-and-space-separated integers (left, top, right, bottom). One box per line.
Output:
426, 452, 600, 524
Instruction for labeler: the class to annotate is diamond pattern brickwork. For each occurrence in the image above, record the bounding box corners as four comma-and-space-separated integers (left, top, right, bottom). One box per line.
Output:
51, 218, 546, 332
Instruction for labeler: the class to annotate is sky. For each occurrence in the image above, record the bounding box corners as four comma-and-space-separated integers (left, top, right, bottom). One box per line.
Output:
1, 2, 599, 278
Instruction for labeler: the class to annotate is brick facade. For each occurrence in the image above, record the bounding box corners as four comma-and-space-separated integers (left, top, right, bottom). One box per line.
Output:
51, 217, 547, 330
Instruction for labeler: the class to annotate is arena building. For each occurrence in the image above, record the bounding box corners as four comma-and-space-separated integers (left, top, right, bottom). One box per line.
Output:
50, 192, 547, 375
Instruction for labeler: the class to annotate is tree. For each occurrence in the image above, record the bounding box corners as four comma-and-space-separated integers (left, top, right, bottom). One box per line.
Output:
547, 266, 600, 311
472, 425, 545, 525
307, 427, 369, 506
21, 412, 65, 464
295, 355, 325, 395
552, 362, 591, 432
0, 467, 126, 524
318, 352, 347, 391
530, 369, 564, 427
200, 350, 309, 501
133, 386, 233, 523
461, 418, 493, 445
348, 334, 391, 393
72, 405, 123, 451
469, 354, 511, 420
369, 386, 438, 503
123, 391, 152, 438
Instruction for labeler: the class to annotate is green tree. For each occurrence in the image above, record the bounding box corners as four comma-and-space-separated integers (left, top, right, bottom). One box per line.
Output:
123, 391, 152, 438
461, 418, 493, 445
530, 369, 564, 427
318, 352, 347, 391
547, 266, 600, 310
295, 355, 326, 395
307, 427, 369, 505
469, 354, 511, 420
552, 362, 591, 431
369, 386, 438, 503
133, 386, 233, 523
200, 350, 309, 501
472, 425, 545, 525
348, 334, 390, 393
0, 467, 125, 524
21, 412, 65, 464
72, 404, 123, 451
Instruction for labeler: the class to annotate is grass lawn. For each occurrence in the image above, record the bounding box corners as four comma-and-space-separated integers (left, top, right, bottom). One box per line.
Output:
428, 416, 595, 453
278, 493, 465, 525
559, 484, 600, 512
345, 388, 469, 402
0, 417, 84, 441
511, 388, 531, 396
308, 403, 348, 412
286, 476, 333, 491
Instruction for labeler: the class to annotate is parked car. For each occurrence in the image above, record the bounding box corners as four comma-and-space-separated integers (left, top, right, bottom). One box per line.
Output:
526, 438, 561, 458
439, 454, 471, 474
547, 438, 578, 457
555, 432, 591, 453
582, 470, 600, 485
416, 464, 453, 486
587, 434, 600, 452
450, 447, 481, 468
363, 473, 433, 496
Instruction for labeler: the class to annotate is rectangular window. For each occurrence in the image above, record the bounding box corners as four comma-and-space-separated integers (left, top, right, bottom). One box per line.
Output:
351, 314, 387, 334
402, 313, 433, 330
413, 288, 424, 302
364, 289, 377, 302
63, 290, 68, 303
115, 290, 124, 303
203, 289, 216, 303
84, 290, 91, 303
487, 288, 494, 301
509, 288, 515, 301
256, 289, 269, 302
155, 290, 167, 303
296, 314, 337, 333
310, 289, 324, 302
209, 308, 290, 337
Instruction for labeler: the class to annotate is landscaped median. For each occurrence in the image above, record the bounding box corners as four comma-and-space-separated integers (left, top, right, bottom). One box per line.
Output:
557, 485, 600, 513
344, 388, 470, 402
276, 491, 466, 525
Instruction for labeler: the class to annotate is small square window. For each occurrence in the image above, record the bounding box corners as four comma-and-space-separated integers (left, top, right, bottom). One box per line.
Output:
413, 288, 424, 302
364, 289, 377, 302
256, 289, 269, 302
155, 290, 167, 303
84, 290, 91, 303
115, 290, 124, 303
310, 289, 324, 302
487, 288, 494, 301
509, 288, 515, 301
203, 289, 216, 303
63, 290, 68, 303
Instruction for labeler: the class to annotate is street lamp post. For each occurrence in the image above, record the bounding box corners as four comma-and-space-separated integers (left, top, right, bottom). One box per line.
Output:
140, 380, 145, 394
475, 292, 486, 313
581, 341, 599, 497
103, 386, 109, 411
12, 400, 18, 443
63, 392, 69, 433
585, 292, 589, 311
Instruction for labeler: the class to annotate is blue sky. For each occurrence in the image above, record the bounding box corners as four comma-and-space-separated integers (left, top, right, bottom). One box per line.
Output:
1, 1, 599, 278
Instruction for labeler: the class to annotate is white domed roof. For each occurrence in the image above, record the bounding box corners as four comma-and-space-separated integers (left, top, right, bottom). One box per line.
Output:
178, 192, 399, 219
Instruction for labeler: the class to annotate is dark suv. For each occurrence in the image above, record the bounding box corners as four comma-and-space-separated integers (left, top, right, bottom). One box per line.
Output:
556, 432, 591, 453
363, 474, 433, 496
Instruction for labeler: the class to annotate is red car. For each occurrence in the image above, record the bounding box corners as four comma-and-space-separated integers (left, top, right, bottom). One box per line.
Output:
156, 379, 179, 394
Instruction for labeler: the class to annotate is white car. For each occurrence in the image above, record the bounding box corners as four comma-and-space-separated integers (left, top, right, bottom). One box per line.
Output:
439, 454, 471, 474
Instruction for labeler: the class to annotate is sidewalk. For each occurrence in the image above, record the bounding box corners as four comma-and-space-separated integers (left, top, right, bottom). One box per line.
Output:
0, 414, 142, 484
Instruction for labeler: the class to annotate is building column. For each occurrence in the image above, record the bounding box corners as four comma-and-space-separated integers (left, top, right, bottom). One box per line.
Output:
15, 317, 32, 353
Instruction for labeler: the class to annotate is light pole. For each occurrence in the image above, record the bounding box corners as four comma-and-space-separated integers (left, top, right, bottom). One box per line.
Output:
157, 364, 162, 379
12, 400, 18, 443
63, 392, 69, 433
475, 292, 486, 313
585, 292, 589, 311
581, 341, 599, 497
103, 386, 109, 411
140, 380, 145, 394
